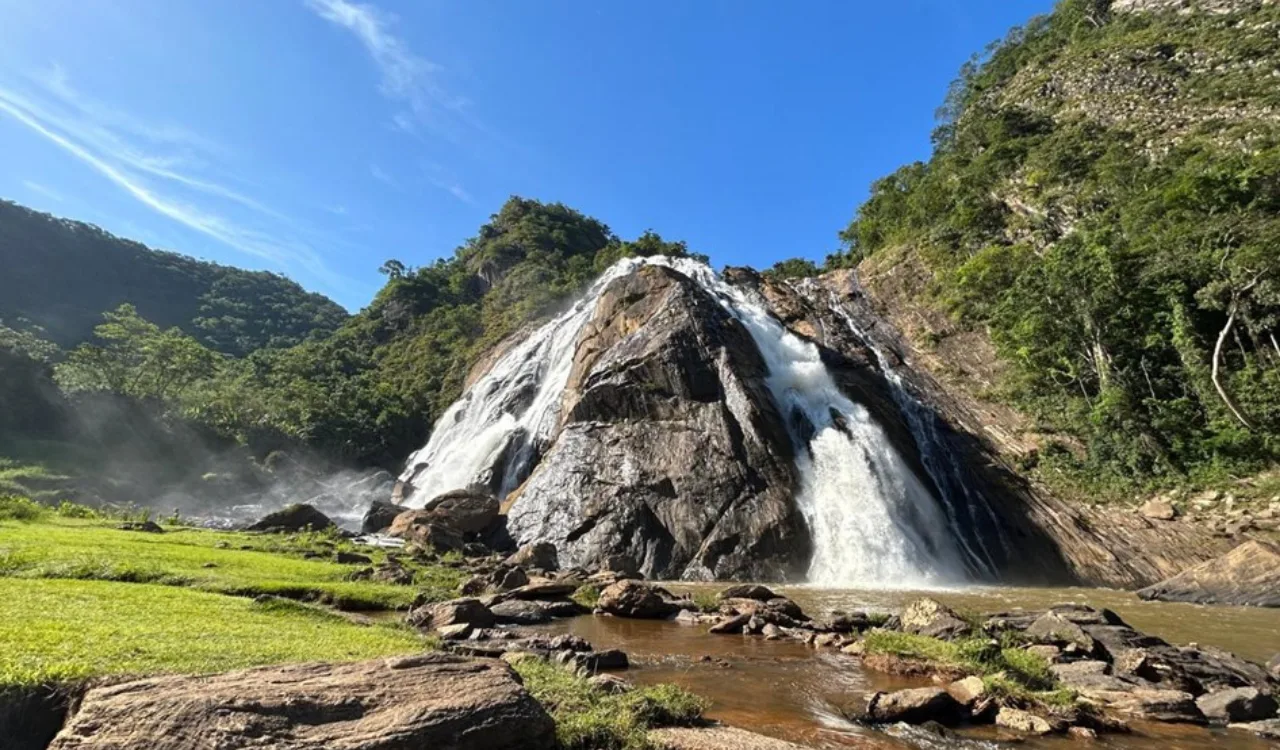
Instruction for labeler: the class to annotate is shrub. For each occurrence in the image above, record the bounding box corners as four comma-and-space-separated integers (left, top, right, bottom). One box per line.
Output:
0, 496, 46, 522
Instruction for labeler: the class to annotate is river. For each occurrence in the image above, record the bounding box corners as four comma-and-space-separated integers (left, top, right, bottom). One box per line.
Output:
536, 584, 1280, 749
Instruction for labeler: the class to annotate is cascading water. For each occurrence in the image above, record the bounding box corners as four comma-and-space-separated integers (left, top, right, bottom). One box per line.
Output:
815, 285, 1010, 580
401, 256, 970, 587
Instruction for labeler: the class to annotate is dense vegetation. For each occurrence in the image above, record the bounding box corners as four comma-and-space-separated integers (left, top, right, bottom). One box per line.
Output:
0, 200, 347, 357
827, 0, 1280, 493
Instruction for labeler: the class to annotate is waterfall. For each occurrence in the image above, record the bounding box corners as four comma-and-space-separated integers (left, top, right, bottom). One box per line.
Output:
397, 257, 650, 507
400, 256, 971, 587
817, 284, 1009, 579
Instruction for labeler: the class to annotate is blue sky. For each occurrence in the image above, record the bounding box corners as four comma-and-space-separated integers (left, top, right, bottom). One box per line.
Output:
0, 0, 1055, 310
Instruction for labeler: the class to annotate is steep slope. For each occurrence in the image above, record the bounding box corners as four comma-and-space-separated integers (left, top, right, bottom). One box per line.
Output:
828, 0, 1280, 496
0, 200, 348, 356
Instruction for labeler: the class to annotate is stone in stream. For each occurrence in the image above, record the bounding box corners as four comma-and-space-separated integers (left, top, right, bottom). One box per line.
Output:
361, 499, 401, 534
47, 653, 556, 750
597, 580, 683, 619
717, 584, 777, 601
408, 597, 495, 630
1195, 687, 1279, 723
1229, 718, 1280, 739
945, 676, 986, 710
708, 613, 750, 634
995, 707, 1060, 735
862, 687, 965, 726
1269, 653, 1280, 681
1136, 540, 1280, 608
1077, 688, 1205, 724
898, 598, 971, 640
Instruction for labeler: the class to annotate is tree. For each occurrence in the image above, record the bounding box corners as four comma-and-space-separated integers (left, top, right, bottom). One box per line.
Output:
378, 259, 407, 279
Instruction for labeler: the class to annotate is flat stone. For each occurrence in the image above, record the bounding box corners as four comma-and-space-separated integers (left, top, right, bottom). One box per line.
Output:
490, 599, 553, 625
1136, 540, 1280, 608
709, 614, 750, 634
1196, 687, 1279, 723
1228, 718, 1280, 739
717, 584, 777, 601
507, 581, 579, 600
649, 726, 813, 750
48, 653, 556, 750
995, 707, 1056, 735
1078, 688, 1205, 723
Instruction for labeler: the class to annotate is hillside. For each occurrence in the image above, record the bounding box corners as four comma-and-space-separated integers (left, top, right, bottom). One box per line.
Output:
828, 0, 1280, 496
0, 200, 348, 357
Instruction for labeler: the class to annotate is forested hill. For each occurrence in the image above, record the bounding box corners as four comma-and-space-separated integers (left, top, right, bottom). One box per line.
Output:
0, 200, 348, 357
827, 0, 1280, 494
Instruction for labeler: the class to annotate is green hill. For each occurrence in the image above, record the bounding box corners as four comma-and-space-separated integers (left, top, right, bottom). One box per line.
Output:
0, 200, 348, 357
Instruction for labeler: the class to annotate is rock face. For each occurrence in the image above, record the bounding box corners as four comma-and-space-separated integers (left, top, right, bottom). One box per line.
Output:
506, 266, 810, 580
1137, 541, 1280, 607
48, 653, 556, 750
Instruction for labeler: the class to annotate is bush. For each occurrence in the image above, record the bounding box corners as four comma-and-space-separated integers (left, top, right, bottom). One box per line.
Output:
55, 501, 98, 519
0, 495, 46, 522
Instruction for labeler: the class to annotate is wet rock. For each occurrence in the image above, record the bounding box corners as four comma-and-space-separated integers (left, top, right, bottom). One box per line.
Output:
507, 580, 578, 600
1229, 718, 1280, 739
408, 597, 495, 630
421, 488, 500, 534
995, 707, 1057, 735
863, 687, 965, 726
761, 623, 783, 640
361, 499, 401, 534
47, 653, 556, 750
245, 504, 334, 533
597, 580, 681, 619
841, 640, 866, 656
946, 676, 987, 709
1025, 612, 1099, 654
820, 610, 876, 633
504, 542, 559, 572
1136, 540, 1280, 608
649, 725, 813, 750
491, 599, 554, 625
555, 649, 629, 672
709, 614, 750, 634
899, 598, 971, 640
1195, 687, 1278, 723
717, 584, 777, 601
1078, 688, 1204, 723
588, 673, 633, 694
1140, 498, 1177, 521
1068, 726, 1098, 739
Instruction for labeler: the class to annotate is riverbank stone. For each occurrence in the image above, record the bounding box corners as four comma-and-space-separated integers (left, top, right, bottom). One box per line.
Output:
899, 598, 971, 640
598, 580, 682, 619
1195, 687, 1278, 723
863, 687, 965, 726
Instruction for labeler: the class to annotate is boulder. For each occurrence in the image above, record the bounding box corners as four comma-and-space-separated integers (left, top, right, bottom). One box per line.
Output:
1025, 612, 1099, 654
361, 499, 402, 534
245, 504, 334, 533
388, 511, 466, 552
1078, 688, 1204, 723
946, 676, 987, 709
504, 542, 559, 572
507, 581, 578, 600
597, 580, 681, 619
899, 598, 971, 640
408, 598, 495, 630
490, 599, 553, 625
422, 489, 500, 534
47, 653, 556, 750
1049, 661, 1135, 692
492, 567, 531, 592
1195, 687, 1278, 723
1136, 540, 1280, 607
863, 688, 965, 725
717, 584, 777, 601
1140, 498, 1177, 521
709, 614, 750, 634
588, 674, 633, 695
995, 707, 1056, 735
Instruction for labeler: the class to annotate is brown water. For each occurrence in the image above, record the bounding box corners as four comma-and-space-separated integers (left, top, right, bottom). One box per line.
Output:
537, 585, 1280, 750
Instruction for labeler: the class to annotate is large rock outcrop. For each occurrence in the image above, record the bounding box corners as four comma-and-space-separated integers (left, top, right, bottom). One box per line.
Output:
505, 266, 811, 580
1137, 541, 1280, 607
48, 653, 555, 750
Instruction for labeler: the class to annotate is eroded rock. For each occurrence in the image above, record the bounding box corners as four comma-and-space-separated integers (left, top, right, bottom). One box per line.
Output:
245, 504, 333, 533
408, 597, 495, 630
899, 598, 970, 640
1136, 540, 1280, 608
863, 687, 965, 726
48, 653, 556, 750
597, 580, 682, 619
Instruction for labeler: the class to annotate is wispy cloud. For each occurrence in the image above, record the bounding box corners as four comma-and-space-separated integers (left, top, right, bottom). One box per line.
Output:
22, 180, 64, 202
306, 0, 478, 139
369, 163, 398, 188
0, 67, 346, 292
423, 162, 473, 204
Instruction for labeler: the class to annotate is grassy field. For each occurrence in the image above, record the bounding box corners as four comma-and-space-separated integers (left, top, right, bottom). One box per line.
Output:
0, 514, 463, 609
0, 507, 464, 691
0, 578, 428, 687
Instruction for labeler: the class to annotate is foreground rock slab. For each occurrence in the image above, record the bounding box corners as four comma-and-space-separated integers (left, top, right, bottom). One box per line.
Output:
1136, 540, 1280, 607
649, 725, 815, 749
49, 653, 556, 750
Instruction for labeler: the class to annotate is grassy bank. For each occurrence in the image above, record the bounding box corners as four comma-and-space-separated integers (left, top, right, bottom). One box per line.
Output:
0, 579, 427, 687
0, 513, 463, 609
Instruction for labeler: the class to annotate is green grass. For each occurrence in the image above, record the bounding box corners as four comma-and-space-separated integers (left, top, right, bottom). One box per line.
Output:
0, 517, 463, 610
513, 658, 707, 750
863, 629, 1070, 709
572, 583, 602, 610
0, 495, 47, 521
0, 578, 427, 688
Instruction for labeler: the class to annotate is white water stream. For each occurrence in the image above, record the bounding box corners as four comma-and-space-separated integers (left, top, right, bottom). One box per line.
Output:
400, 257, 970, 587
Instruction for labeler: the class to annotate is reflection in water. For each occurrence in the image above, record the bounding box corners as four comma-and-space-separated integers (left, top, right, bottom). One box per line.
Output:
535, 585, 1280, 750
